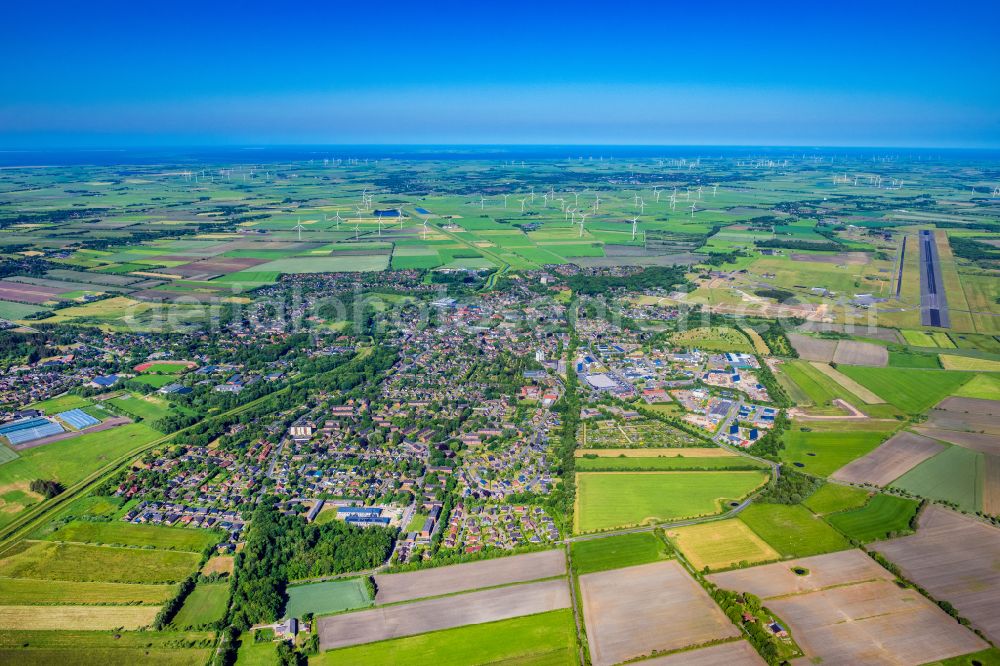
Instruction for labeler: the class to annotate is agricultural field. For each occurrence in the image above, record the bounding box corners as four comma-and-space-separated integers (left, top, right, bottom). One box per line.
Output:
666, 518, 780, 572
0, 541, 201, 584
872, 506, 1000, 645
831, 431, 947, 487
0, 629, 214, 665
837, 366, 976, 414
953, 374, 1000, 400
801, 483, 871, 515
45, 520, 222, 551
891, 446, 983, 512
318, 579, 571, 651
825, 494, 920, 542
0, 578, 175, 605
574, 470, 769, 533
284, 578, 372, 618
570, 531, 670, 574
575, 454, 766, 471
780, 428, 890, 477
709, 550, 986, 665
738, 503, 851, 558
314, 609, 577, 666
171, 583, 229, 628
373, 549, 565, 604
579, 560, 739, 666
0, 423, 161, 527
0, 604, 159, 631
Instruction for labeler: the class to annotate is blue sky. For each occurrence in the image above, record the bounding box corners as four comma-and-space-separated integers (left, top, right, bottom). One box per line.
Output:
2, 0, 998, 147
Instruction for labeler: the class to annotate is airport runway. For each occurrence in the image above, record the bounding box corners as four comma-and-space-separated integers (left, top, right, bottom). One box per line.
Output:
919, 229, 950, 328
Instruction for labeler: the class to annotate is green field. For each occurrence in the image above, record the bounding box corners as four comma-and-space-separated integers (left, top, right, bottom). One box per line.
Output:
0, 423, 161, 528
255, 255, 389, 273
235, 639, 278, 665
888, 351, 941, 369
0, 629, 214, 666
780, 429, 889, 477
283, 578, 372, 618
107, 393, 188, 423
825, 494, 920, 542
952, 374, 1000, 400
574, 471, 769, 533
671, 326, 753, 352
802, 483, 872, 515
575, 455, 766, 471
739, 503, 851, 558
837, 367, 975, 414
570, 532, 670, 574
923, 648, 1000, 666
130, 374, 182, 388
0, 577, 175, 605
171, 583, 229, 628
891, 447, 983, 512
667, 519, 780, 572
0, 300, 48, 320
137, 362, 194, 374
0, 541, 200, 584
46, 521, 223, 551
28, 394, 93, 414
314, 609, 577, 666
0, 445, 17, 465
780, 360, 862, 410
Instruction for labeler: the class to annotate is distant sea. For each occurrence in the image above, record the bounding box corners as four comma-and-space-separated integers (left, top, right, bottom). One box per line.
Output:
0, 145, 998, 167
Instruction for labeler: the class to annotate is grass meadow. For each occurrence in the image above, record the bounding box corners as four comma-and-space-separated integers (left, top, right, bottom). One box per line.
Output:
570, 532, 670, 574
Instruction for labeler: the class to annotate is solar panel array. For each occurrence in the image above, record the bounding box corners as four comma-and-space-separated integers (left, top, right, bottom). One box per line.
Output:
58, 408, 100, 430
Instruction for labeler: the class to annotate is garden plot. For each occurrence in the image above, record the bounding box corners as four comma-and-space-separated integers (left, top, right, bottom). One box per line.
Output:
318, 578, 570, 650
710, 550, 985, 665
831, 431, 946, 486
641, 641, 764, 666
578, 418, 703, 448
580, 559, 739, 666
872, 505, 1000, 644
373, 549, 565, 604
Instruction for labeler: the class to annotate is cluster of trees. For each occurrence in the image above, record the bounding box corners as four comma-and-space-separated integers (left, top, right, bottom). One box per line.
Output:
227, 501, 395, 630
29, 479, 64, 498
746, 410, 789, 459
707, 585, 781, 663
565, 265, 689, 296
550, 336, 580, 523
755, 238, 842, 252
756, 469, 821, 504
949, 236, 999, 265
750, 355, 792, 408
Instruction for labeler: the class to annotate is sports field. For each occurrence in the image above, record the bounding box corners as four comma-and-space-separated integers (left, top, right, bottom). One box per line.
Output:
667, 518, 780, 571
313, 609, 577, 666
826, 494, 920, 542
28, 394, 93, 414
46, 521, 222, 551
570, 532, 670, 574
284, 578, 372, 618
574, 471, 769, 533
780, 429, 888, 477
739, 503, 851, 558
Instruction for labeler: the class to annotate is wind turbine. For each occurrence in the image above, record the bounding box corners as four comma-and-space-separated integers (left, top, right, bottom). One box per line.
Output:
334, 211, 343, 228
653, 186, 661, 202
293, 217, 306, 241
578, 212, 589, 237
712, 184, 719, 197
376, 213, 383, 237
689, 203, 697, 218
397, 208, 404, 229
354, 222, 361, 240
502, 194, 509, 208
631, 216, 639, 241
422, 219, 429, 240
479, 195, 485, 209
638, 198, 646, 214
518, 198, 527, 212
